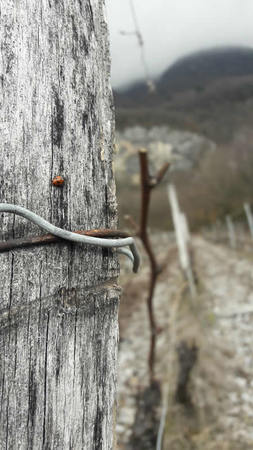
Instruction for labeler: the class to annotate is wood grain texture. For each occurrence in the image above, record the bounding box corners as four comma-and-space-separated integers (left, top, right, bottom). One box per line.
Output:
0, 1, 119, 448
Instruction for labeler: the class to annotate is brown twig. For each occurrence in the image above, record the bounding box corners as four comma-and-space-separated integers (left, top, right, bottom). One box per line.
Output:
155, 162, 171, 186
137, 148, 170, 381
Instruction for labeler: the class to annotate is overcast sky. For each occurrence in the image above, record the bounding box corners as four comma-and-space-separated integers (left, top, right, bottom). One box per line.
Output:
105, 0, 253, 89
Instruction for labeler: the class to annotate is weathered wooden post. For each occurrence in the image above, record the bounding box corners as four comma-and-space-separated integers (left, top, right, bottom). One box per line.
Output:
0, 2, 120, 448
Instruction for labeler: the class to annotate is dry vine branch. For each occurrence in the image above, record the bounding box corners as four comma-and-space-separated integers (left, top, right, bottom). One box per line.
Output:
135, 148, 170, 381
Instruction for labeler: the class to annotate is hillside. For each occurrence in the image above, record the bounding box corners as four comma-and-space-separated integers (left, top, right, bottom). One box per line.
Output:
114, 46, 253, 142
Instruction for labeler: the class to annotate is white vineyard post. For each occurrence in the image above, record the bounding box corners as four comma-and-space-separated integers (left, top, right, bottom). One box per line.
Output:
226, 215, 237, 249
168, 184, 196, 297
181, 212, 191, 245
244, 202, 253, 240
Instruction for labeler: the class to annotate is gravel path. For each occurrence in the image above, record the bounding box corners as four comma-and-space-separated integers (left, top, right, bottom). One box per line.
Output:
116, 235, 253, 449
195, 238, 253, 445
116, 235, 178, 448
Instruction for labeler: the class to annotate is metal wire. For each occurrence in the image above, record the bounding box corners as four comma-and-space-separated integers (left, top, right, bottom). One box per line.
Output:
0, 204, 140, 273
129, 0, 150, 81
120, 0, 155, 92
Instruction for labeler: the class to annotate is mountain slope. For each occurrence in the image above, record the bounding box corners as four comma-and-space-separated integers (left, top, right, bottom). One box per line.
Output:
114, 46, 253, 142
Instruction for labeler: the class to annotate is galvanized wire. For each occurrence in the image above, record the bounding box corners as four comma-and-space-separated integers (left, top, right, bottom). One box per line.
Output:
0, 203, 140, 273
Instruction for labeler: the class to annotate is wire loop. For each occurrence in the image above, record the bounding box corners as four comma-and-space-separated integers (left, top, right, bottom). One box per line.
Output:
0, 204, 140, 273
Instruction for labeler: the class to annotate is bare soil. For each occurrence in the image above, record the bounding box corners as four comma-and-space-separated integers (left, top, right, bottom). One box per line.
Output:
116, 233, 253, 449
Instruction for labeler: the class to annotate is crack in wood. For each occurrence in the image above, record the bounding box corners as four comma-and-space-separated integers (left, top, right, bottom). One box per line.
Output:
42, 312, 50, 447
0, 280, 120, 330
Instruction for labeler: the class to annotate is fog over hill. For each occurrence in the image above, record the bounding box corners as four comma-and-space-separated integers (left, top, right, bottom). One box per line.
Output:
117, 46, 253, 96
158, 46, 253, 91
114, 46, 253, 142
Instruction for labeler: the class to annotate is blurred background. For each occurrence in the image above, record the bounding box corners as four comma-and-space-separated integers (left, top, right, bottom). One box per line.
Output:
105, 2, 253, 449
106, 0, 253, 230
